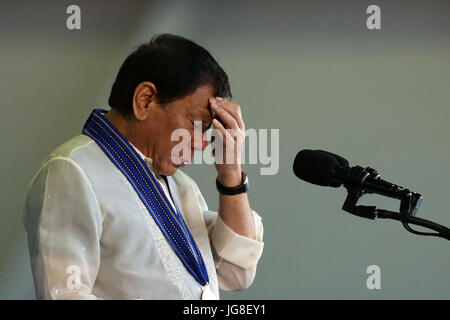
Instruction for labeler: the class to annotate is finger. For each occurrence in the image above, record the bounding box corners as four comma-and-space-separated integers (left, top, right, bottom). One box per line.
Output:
212, 118, 238, 165
215, 99, 244, 130
211, 118, 234, 144
211, 103, 240, 131
212, 107, 245, 147
209, 97, 244, 130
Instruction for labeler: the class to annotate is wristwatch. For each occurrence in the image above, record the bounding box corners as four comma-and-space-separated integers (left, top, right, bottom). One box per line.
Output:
216, 171, 248, 195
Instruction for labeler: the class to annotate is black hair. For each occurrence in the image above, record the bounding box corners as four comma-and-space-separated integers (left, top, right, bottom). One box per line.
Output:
108, 33, 232, 114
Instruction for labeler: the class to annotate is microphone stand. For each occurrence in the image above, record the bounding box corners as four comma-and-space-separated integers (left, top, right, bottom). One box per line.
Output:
340, 167, 450, 242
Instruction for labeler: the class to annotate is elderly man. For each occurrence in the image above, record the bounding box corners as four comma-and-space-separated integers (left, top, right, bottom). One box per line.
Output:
23, 34, 264, 300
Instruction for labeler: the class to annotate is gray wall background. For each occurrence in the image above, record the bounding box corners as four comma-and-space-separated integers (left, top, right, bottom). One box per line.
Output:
1, 0, 449, 299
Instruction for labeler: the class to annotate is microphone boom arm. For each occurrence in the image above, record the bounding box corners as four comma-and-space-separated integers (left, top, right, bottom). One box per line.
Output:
340, 166, 450, 242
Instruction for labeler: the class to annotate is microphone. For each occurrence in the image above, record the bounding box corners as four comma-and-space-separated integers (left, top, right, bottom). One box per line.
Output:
292, 150, 450, 242
293, 149, 417, 201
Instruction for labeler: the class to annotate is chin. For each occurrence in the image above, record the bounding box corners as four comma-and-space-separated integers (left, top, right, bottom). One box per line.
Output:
164, 166, 178, 176
156, 161, 179, 176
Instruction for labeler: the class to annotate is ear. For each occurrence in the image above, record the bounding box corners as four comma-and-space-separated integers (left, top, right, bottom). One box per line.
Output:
132, 81, 158, 121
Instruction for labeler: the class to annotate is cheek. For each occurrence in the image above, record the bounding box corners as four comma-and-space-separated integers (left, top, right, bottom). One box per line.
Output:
192, 129, 206, 148
165, 132, 191, 160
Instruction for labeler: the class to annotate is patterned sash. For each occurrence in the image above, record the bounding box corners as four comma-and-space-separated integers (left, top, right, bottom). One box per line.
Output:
82, 108, 209, 286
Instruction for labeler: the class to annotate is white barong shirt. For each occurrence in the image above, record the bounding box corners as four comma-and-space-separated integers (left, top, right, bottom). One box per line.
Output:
23, 134, 264, 299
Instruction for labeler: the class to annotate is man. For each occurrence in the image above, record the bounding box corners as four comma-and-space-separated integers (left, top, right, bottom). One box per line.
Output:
23, 34, 264, 299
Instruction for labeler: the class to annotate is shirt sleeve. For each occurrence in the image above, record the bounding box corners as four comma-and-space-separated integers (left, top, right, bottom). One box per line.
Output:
23, 157, 103, 299
191, 180, 264, 291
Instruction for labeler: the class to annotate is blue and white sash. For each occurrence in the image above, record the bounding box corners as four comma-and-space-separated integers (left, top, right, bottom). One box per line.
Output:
82, 108, 209, 287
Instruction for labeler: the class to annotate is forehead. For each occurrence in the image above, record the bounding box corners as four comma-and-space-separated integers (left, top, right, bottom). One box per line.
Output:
182, 85, 215, 117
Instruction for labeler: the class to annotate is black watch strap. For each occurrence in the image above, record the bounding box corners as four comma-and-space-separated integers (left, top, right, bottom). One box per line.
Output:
216, 171, 248, 195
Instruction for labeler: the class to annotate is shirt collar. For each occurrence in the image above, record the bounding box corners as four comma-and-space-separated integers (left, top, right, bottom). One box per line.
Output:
130, 143, 155, 171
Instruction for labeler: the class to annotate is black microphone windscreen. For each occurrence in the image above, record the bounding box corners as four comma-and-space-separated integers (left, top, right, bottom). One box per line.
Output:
315, 150, 349, 169
293, 149, 342, 187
